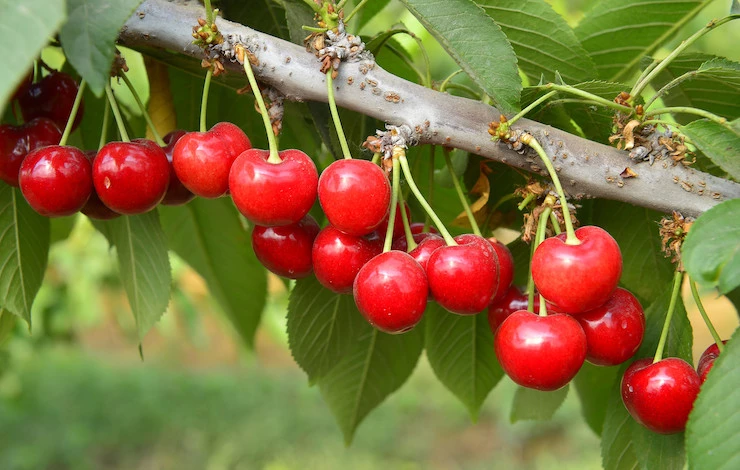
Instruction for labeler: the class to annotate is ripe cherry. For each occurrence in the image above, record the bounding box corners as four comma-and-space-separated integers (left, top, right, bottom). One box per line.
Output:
495, 310, 587, 391
409, 222, 439, 235
621, 357, 701, 434
391, 231, 433, 253
229, 148, 318, 226
353, 251, 428, 334
312, 226, 381, 294
426, 234, 499, 314
80, 150, 120, 220
697, 340, 727, 383
407, 234, 445, 271
318, 159, 391, 236
19, 145, 92, 217
160, 130, 195, 206
172, 122, 251, 198
252, 214, 320, 279
0, 118, 61, 186
487, 238, 514, 304
93, 140, 170, 215
377, 202, 411, 239
531, 225, 622, 314
19, 71, 84, 132
487, 286, 539, 333
576, 288, 645, 366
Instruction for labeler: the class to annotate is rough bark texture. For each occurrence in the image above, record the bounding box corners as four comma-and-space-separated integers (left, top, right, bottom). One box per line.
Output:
118, 0, 740, 217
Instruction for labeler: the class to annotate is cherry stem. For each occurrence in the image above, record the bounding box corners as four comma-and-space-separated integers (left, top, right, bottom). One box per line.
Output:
239, 46, 281, 163
444, 148, 481, 237
644, 106, 726, 126
399, 191, 417, 252
119, 73, 165, 147
105, 83, 130, 142
533, 205, 552, 317
520, 133, 579, 245
526, 240, 536, 313
326, 71, 352, 160
199, 68, 212, 133
689, 278, 725, 354
203, 0, 215, 24
424, 145, 435, 231
517, 193, 535, 211
384, 157, 402, 252
58, 79, 86, 147
653, 270, 685, 363
345, 0, 370, 23
98, 103, 110, 150
371, 152, 380, 165
399, 151, 457, 246
549, 211, 562, 235
506, 90, 557, 127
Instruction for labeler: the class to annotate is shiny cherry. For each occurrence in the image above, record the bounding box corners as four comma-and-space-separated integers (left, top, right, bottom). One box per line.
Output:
531, 225, 622, 314
495, 310, 587, 391
487, 238, 514, 304
318, 159, 391, 236
426, 233, 500, 314
487, 286, 539, 333
0, 118, 61, 186
252, 214, 320, 279
621, 357, 701, 434
697, 340, 728, 383
391, 232, 433, 253
312, 226, 381, 294
576, 287, 645, 366
19, 71, 84, 131
160, 130, 195, 206
19, 145, 92, 217
229, 148, 318, 226
93, 140, 170, 215
406, 234, 445, 271
80, 150, 120, 220
353, 251, 428, 334
172, 122, 251, 198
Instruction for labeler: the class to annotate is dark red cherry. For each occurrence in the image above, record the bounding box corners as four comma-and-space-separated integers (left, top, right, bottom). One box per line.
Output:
160, 130, 195, 206
0, 118, 61, 186
487, 286, 539, 333
229, 148, 318, 226
19, 71, 84, 132
621, 357, 701, 434
10, 71, 33, 102
252, 214, 320, 279
487, 238, 514, 304
172, 122, 251, 198
697, 340, 728, 383
494, 310, 587, 391
377, 202, 411, 239
312, 226, 381, 294
409, 222, 439, 235
93, 140, 170, 215
80, 150, 120, 220
19, 145, 92, 217
353, 251, 428, 334
318, 159, 391, 236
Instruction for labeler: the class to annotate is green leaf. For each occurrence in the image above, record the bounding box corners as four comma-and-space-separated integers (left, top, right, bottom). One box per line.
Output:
107, 211, 171, 342
573, 362, 619, 435
687, 331, 740, 470
0, 185, 50, 325
160, 199, 267, 348
50, 216, 78, 245
287, 276, 359, 381
318, 317, 424, 444
476, 0, 596, 84
221, 0, 289, 40
681, 118, 740, 181
398, 0, 521, 114
648, 54, 740, 123
510, 384, 569, 422
354, 0, 391, 31
575, 0, 707, 81
0, 0, 66, 115
425, 303, 503, 418
683, 199, 740, 294
0, 308, 16, 345
59, 0, 144, 96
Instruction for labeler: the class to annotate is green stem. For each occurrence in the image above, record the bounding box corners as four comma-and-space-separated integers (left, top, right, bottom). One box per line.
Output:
653, 270, 685, 363
345, 0, 370, 23
326, 71, 352, 160
689, 279, 725, 353
399, 191, 417, 252
200, 68, 212, 133
399, 153, 456, 246
644, 106, 726, 125
526, 239, 536, 313
424, 145, 435, 231
517, 193, 535, 211
643, 70, 696, 110
630, 15, 738, 100
302, 0, 321, 13
534, 206, 552, 317
105, 83, 130, 142
444, 148, 481, 236
98, 103, 110, 150
240, 48, 281, 162
58, 80, 86, 146
439, 83, 481, 99
438, 69, 464, 93
541, 83, 632, 113
549, 210, 562, 235
520, 134, 578, 244
204, 0, 215, 24
507, 91, 557, 127
120, 73, 165, 146
383, 158, 402, 252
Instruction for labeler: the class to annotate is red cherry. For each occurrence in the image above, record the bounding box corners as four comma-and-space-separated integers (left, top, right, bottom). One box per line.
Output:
160, 130, 195, 206
391, 232, 432, 252
377, 202, 411, 239
229, 148, 318, 226
19, 145, 92, 217
426, 233, 500, 314
318, 159, 391, 236
576, 288, 645, 366
80, 150, 120, 220
407, 233, 445, 271
19, 71, 84, 132
353, 251, 428, 334
494, 310, 587, 391
93, 140, 170, 215
621, 357, 701, 434
10, 71, 33, 102
531, 226, 622, 314
697, 340, 728, 383
487, 238, 514, 304
409, 222, 439, 235
312, 226, 381, 294
487, 286, 540, 333
172, 122, 251, 198
252, 214, 320, 279
0, 118, 61, 186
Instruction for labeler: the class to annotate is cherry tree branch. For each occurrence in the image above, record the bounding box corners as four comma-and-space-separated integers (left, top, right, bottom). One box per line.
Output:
118, 0, 740, 217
